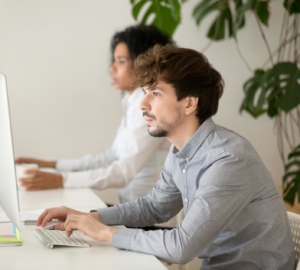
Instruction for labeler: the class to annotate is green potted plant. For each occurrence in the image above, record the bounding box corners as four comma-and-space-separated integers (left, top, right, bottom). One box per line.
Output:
129, 0, 300, 206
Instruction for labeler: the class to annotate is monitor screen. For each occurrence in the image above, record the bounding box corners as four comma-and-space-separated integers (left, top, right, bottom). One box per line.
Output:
0, 73, 21, 230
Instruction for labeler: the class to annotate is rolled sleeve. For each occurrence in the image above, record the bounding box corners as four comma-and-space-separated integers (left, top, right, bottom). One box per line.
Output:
94, 207, 120, 225
112, 229, 135, 250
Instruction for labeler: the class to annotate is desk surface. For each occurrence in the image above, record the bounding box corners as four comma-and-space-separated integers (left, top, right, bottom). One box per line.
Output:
18, 188, 106, 211
0, 189, 166, 270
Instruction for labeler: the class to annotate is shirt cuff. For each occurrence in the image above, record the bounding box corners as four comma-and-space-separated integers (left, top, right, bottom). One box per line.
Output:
61, 172, 67, 186
94, 207, 120, 225
56, 159, 81, 171
112, 228, 135, 250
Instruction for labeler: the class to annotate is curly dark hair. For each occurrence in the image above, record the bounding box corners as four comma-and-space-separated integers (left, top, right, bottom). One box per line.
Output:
110, 25, 174, 63
134, 44, 224, 124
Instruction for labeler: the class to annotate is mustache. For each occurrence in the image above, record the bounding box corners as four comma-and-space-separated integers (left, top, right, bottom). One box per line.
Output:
143, 112, 156, 120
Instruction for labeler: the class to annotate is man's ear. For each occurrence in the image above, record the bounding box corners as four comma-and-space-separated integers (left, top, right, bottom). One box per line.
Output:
185, 96, 198, 115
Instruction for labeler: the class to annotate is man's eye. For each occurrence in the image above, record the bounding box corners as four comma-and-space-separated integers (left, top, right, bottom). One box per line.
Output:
153, 92, 159, 97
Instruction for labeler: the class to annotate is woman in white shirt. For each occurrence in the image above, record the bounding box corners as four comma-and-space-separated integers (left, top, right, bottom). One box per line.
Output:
16, 25, 173, 204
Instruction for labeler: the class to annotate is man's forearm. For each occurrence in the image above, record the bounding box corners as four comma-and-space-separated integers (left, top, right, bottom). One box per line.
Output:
106, 226, 119, 242
90, 211, 101, 221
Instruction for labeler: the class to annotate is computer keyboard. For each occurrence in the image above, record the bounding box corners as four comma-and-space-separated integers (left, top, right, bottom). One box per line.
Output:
34, 228, 91, 249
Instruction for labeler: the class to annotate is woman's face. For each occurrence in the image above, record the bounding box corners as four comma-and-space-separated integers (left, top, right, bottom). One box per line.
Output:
110, 42, 136, 93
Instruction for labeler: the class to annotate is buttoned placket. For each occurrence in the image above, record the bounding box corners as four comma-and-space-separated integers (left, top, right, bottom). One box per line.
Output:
182, 157, 189, 207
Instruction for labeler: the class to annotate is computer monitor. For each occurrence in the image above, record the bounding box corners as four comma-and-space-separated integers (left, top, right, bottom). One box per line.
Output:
0, 73, 22, 246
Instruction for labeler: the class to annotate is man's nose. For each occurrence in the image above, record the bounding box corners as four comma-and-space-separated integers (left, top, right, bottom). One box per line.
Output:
139, 94, 150, 112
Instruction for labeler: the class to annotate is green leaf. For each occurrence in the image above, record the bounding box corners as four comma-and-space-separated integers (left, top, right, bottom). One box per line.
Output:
240, 69, 268, 117
234, 0, 245, 30
254, 0, 269, 26
130, 0, 181, 36
283, 145, 300, 206
211, 4, 236, 40
207, 8, 226, 40
193, 1, 218, 26
266, 97, 278, 118
283, 176, 300, 206
283, 171, 299, 183
235, 0, 270, 30
192, 0, 212, 17
235, 0, 254, 30
288, 145, 300, 159
284, 0, 300, 14
240, 63, 300, 119
192, 0, 238, 40
168, 0, 181, 21
132, 0, 148, 20
266, 62, 300, 113
285, 161, 300, 171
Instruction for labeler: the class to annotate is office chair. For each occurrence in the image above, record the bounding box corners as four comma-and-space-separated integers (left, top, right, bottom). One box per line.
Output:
287, 211, 300, 270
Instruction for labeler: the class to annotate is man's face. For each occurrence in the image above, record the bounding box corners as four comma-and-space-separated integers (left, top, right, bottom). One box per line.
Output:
140, 81, 186, 138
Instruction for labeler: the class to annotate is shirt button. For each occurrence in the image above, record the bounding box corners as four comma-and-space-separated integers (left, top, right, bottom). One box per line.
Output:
184, 198, 188, 203
182, 169, 186, 173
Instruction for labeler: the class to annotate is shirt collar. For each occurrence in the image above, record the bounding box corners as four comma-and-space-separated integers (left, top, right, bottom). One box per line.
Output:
173, 117, 216, 160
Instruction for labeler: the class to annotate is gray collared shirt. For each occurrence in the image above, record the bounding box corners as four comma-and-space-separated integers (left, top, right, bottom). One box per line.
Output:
96, 118, 294, 269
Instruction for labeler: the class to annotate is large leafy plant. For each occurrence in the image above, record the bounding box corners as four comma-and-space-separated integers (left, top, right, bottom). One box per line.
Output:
129, 0, 300, 206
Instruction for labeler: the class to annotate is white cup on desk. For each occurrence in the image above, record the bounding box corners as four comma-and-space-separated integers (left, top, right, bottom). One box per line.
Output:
15, 163, 39, 189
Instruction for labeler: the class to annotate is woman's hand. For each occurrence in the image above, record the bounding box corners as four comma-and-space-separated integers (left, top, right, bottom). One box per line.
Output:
18, 170, 63, 190
15, 157, 56, 168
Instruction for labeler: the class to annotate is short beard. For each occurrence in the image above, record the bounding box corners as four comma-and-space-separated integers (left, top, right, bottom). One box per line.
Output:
148, 128, 168, 137
143, 105, 181, 138
142, 112, 167, 137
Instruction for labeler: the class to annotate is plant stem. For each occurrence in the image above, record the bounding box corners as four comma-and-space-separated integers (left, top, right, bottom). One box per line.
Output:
234, 41, 252, 73
290, 108, 300, 127
262, 33, 300, 68
278, 10, 288, 62
279, 11, 291, 61
288, 25, 294, 61
294, 15, 299, 64
254, 11, 274, 66
283, 112, 294, 151
276, 113, 286, 164
289, 111, 296, 147
201, 39, 214, 54
297, 107, 300, 135
201, 7, 222, 53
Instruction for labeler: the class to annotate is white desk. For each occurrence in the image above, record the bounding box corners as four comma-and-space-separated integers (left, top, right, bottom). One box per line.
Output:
0, 189, 166, 270
18, 188, 105, 211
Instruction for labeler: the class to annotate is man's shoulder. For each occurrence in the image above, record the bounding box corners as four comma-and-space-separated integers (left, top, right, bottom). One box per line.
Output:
200, 125, 256, 161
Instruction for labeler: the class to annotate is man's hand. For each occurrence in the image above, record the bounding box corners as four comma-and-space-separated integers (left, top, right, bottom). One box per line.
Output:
37, 206, 98, 227
15, 157, 56, 168
18, 170, 63, 190
37, 206, 117, 242
64, 214, 118, 242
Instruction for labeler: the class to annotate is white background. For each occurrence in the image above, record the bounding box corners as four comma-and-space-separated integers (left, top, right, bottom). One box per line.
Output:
0, 0, 294, 202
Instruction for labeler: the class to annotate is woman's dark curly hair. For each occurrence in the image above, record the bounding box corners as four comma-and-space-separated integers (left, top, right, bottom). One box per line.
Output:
111, 25, 174, 63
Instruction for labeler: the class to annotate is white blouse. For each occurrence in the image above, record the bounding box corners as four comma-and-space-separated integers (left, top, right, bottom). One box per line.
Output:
56, 88, 170, 203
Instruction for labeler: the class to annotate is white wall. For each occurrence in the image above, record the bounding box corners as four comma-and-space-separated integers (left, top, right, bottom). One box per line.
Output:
0, 0, 291, 197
